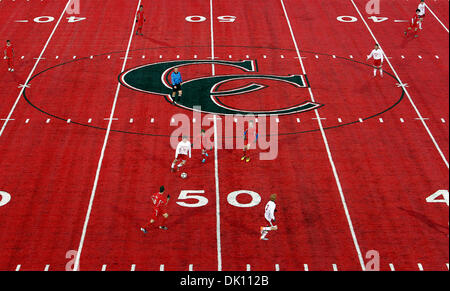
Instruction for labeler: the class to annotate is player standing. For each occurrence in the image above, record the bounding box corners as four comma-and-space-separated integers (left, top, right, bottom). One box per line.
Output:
171, 68, 183, 103
417, 0, 426, 30
135, 5, 146, 36
260, 194, 278, 241
171, 136, 191, 172
4, 40, 14, 72
242, 120, 258, 162
367, 44, 384, 78
141, 186, 170, 233
404, 9, 422, 38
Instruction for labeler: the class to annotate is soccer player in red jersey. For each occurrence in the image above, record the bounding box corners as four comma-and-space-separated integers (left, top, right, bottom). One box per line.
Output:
242, 120, 258, 163
404, 9, 422, 38
135, 5, 146, 36
4, 40, 14, 72
141, 186, 170, 233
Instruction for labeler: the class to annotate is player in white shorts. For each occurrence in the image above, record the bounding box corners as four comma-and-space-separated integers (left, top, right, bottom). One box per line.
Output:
417, 0, 426, 29
260, 194, 278, 241
171, 136, 191, 173
367, 44, 384, 78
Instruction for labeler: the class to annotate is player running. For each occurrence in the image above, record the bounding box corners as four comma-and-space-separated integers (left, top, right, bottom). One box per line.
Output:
367, 44, 384, 78
171, 136, 191, 172
141, 186, 170, 233
404, 9, 422, 38
135, 5, 146, 36
4, 40, 14, 72
242, 120, 258, 163
260, 194, 278, 241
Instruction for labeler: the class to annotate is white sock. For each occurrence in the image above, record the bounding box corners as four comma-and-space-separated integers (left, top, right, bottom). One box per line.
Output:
380, 69, 383, 76
374, 69, 377, 76
171, 162, 176, 169
178, 163, 183, 168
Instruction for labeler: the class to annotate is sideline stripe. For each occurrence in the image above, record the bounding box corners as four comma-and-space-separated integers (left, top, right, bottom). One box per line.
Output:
211, 0, 222, 272
0, 0, 72, 137
73, 0, 142, 271
425, 3, 449, 33
281, 0, 366, 270
350, 0, 449, 169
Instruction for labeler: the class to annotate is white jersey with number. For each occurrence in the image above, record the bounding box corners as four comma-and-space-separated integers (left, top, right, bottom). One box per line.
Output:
264, 200, 276, 224
418, 3, 426, 16
368, 49, 384, 62
176, 140, 191, 158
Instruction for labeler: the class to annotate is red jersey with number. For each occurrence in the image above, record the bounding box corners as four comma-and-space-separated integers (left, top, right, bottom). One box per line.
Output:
137, 11, 144, 24
151, 192, 167, 209
4, 45, 13, 57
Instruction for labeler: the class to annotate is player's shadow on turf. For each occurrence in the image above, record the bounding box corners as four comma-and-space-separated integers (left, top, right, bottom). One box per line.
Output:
398, 207, 449, 236
400, 35, 417, 49
110, 202, 211, 230
141, 36, 172, 48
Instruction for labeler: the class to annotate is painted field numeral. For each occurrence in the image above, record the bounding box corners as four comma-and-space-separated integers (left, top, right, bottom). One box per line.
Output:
0, 191, 11, 207
426, 190, 449, 206
186, 15, 237, 23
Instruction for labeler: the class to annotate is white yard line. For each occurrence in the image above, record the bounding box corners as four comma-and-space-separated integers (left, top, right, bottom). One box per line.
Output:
0, 0, 72, 137
73, 0, 142, 271
350, 0, 449, 169
280, 0, 365, 270
425, 3, 449, 33
210, 0, 222, 272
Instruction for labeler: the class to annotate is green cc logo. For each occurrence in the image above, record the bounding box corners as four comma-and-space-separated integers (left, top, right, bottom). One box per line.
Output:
119, 60, 322, 115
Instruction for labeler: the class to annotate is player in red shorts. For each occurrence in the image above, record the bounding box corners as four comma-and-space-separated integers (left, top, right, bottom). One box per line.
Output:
404, 9, 422, 38
135, 5, 146, 36
4, 40, 14, 72
367, 44, 384, 78
242, 120, 258, 163
141, 186, 170, 233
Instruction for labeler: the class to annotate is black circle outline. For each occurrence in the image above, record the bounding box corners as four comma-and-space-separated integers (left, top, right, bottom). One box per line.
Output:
22, 45, 404, 138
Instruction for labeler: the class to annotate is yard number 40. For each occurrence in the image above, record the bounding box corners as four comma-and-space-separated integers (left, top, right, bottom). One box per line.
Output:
426, 190, 449, 206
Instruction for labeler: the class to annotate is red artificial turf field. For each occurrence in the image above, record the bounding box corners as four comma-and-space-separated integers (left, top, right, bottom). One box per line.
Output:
0, 0, 448, 271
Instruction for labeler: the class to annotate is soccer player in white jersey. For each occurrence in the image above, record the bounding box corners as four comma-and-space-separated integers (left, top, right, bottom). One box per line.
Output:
171, 136, 191, 172
260, 194, 278, 241
417, 0, 426, 29
367, 44, 384, 78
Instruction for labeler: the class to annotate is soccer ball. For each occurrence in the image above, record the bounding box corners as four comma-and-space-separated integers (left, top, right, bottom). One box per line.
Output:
181, 172, 188, 179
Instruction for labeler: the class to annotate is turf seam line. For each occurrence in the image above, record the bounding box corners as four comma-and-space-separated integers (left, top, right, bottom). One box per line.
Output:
281, 0, 366, 270
73, 0, 143, 272
350, 0, 449, 169
0, 0, 73, 138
